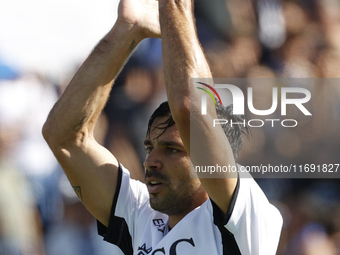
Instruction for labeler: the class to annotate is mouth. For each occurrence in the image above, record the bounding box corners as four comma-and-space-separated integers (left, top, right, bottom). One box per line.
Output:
146, 179, 165, 194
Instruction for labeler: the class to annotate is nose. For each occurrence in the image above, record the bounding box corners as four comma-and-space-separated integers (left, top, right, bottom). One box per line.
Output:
143, 149, 162, 171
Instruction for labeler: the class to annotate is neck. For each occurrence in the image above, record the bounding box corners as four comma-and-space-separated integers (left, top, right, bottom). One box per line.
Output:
168, 193, 208, 229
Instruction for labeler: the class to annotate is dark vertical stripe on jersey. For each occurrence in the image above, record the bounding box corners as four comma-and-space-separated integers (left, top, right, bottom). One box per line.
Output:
211, 177, 241, 255
224, 177, 240, 225
97, 165, 133, 255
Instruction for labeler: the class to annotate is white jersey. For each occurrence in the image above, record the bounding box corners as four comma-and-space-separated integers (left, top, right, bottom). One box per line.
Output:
98, 164, 282, 255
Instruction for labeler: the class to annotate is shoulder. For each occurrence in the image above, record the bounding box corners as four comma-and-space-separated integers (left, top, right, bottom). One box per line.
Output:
117, 164, 149, 206
224, 170, 283, 254
227, 172, 283, 228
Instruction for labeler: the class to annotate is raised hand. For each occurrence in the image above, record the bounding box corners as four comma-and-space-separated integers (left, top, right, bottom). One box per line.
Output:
117, 0, 160, 39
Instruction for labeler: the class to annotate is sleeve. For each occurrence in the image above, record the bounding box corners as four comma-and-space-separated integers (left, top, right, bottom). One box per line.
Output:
97, 164, 149, 255
224, 173, 283, 255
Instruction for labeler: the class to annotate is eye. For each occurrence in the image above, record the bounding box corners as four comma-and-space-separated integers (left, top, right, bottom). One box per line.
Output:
166, 148, 178, 154
145, 146, 153, 154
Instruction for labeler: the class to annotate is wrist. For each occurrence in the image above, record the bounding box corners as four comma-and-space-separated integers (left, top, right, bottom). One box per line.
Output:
158, 0, 194, 15
105, 19, 144, 46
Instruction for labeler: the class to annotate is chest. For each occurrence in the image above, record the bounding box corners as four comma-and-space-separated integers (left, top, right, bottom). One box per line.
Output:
133, 212, 222, 255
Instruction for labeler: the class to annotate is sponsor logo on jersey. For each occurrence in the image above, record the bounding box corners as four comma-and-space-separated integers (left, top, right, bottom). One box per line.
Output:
138, 238, 195, 255
153, 219, 166, 234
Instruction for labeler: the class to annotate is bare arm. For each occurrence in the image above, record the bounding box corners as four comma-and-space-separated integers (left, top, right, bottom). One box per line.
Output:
42, 0, 160, 226
159, 0, 237, 214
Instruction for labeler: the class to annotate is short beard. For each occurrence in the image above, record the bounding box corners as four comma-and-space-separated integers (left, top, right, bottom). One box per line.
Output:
149, 182, 199, 216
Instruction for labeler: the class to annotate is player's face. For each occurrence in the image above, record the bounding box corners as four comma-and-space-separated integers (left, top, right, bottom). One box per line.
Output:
143, 116, 207, 216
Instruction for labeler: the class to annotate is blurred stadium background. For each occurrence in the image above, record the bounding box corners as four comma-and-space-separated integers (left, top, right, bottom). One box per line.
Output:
0, 0, 340, 254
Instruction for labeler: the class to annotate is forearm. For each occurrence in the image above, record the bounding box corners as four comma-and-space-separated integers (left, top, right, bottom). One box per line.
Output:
159, 0, 213, 146
43, 21, 142, 146
159, 1, 237, 213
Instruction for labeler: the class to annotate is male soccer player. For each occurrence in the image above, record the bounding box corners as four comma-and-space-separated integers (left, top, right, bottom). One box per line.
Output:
43, 0, 283, 254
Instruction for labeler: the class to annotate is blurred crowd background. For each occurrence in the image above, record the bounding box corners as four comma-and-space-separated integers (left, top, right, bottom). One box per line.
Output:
1, 0, 340, 254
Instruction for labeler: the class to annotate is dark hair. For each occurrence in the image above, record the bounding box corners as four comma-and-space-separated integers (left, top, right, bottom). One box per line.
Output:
146, 101, 249, 160
146, 101, 175, 139
215, 102, 249, 160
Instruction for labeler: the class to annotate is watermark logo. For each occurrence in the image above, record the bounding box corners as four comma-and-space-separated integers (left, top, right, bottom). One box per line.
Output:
196, 82, 222, 114
197, 83, 312, 128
